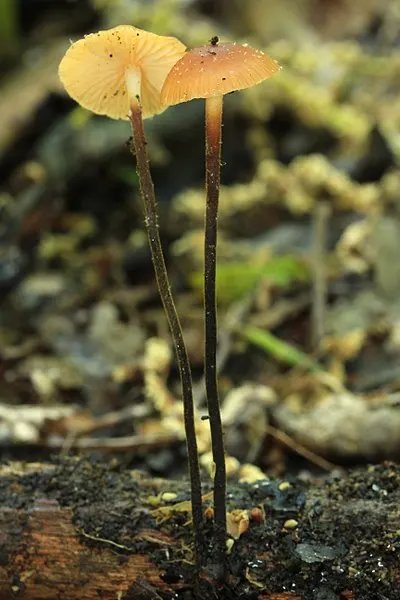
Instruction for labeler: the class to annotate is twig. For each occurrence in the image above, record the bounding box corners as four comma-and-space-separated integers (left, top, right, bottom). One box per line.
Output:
312, 201, 331, 350
266, 424, 341, 472
53, 432, 181, 452
72, 405, 151, 437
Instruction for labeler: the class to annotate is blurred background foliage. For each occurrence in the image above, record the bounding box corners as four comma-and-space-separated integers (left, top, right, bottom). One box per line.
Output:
1, 0, 400, 472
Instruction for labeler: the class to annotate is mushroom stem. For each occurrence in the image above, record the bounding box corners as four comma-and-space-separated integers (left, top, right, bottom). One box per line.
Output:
129, 95, 204, 569
204, 94, 227, 577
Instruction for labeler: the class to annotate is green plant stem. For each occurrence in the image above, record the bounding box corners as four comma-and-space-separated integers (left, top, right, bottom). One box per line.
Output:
0, 0, 19, 58
205, 94, 226, 578
129, 97, 204, 568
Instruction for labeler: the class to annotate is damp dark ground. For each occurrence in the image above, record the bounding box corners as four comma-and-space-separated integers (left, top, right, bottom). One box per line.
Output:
1, 457, 399, 599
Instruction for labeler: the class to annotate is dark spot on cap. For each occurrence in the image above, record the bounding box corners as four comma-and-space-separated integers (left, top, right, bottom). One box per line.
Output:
113, 90, 119, 96
208, 51, 217, 56
222, 77, 226, 81
137, 32, 140, 36
103, 94, 107, 99
210, 36, 219, 46
109, 53, 113, 57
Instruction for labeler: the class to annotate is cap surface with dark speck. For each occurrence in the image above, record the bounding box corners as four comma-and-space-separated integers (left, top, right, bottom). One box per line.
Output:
59, 25, 186, 120
161, 42, 281, 106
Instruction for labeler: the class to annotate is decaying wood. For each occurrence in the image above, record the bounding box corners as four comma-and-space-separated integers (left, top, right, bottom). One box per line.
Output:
0, 459, 399, 599
0, 505, 169, 600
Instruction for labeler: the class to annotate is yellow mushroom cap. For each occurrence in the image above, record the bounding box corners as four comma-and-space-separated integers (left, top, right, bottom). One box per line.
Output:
161, 41, 281, 106
59, 25, 186, 120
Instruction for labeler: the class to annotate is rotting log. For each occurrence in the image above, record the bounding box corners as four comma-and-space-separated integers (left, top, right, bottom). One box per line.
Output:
0, 504, 171, 600
0, 458, 399, 600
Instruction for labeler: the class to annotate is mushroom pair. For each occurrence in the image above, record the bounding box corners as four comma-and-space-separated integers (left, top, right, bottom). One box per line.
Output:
59, 25, 280, 577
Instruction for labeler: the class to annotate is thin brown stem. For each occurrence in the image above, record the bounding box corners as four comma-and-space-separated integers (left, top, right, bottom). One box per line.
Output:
129, 97, 204, 569
204, 94, 226, 578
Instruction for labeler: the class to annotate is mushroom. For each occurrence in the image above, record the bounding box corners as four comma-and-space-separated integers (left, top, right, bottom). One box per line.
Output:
58, 26, 204, 568
59, 25, 186, 120
161, 38, 280, 576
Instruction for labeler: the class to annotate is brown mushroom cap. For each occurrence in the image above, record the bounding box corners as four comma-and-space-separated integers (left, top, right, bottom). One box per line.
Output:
161, 42, 280, 106
59, 25, 186, 120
